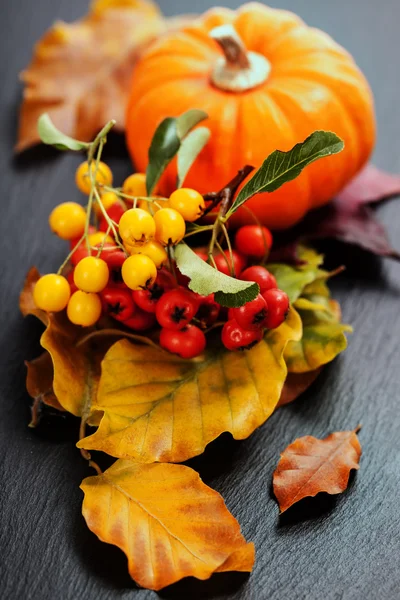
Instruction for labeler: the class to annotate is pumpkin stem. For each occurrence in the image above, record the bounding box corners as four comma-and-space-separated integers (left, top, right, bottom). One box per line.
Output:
210, 24, 270, 92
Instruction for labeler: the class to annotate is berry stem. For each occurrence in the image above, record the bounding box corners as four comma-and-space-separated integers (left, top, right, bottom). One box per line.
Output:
167, 243, 178, 283
220, 222, 235, 275
57, 233, 85, 275
92, 186, 127, 255
184, 224, 214, 239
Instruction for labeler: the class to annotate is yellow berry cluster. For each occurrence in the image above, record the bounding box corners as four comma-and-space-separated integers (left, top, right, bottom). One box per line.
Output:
33, 160, 206, 329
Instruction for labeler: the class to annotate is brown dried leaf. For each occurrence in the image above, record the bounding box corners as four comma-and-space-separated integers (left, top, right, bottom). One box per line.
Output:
16, 0, 166, 152
278, 369, 322, 407
20, 268, 107, 417
25, 352, 64, 412
273, 428, 362, 513
81, 460, 254, 590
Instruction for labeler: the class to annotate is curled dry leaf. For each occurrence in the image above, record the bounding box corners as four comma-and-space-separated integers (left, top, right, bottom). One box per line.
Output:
80, 460, 254, 590
17, 0, 166, 151
20, 268, 108, 418
25, 352, 64, 413
77, 308, 302, 463
273, 428, 362, 513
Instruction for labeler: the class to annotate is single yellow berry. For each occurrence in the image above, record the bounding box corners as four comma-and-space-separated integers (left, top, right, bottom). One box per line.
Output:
95, 191, 121, 216
75, 160, 113, 195
154, 208, 186, 246
118, 208, 156, 246
127, 240, 168, 268
67, 291, 102, 327
122, 173, 148, 199
121, 254, 157, 290
169, 188, 205, 222
33, 274, 71, 312
87, 232, 115, 247
49, 202, 86, 240
73, 256, 109, 293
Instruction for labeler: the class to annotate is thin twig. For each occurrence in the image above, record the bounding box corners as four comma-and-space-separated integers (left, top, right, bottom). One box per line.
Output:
202, 165, 254, 218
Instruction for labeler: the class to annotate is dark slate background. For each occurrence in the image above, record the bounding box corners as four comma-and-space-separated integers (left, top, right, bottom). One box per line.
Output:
1, 1, 399, 599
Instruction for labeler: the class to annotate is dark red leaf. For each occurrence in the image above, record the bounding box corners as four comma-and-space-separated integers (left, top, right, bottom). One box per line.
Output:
286, 164, 400, 260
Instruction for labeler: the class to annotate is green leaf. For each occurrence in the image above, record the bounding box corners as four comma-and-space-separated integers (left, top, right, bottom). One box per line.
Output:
228, 131, 344, 216
146, 118, 180, 195
174, 243, 259, 307
268, 247, 326, 303
285, 282, 352, 373
146, 109, 209, 195
177, 127, 210, 188
37, 114, 90, 151
176, 109, 208, 139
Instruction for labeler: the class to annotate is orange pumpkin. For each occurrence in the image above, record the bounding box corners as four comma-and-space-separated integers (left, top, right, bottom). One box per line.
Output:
126, 2, 375, 229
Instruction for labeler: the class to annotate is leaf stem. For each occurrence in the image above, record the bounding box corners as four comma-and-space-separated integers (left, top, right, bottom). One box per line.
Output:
87, 120, 116, 164
57, 234, 85, 275
79, 416, 103, 475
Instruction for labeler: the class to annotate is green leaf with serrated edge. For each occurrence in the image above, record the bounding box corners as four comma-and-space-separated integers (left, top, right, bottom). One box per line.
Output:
176, 109, 208, 139
37, 114, 90, 151
174, 243, 259, 307
177, 127, 210, 188
146, 109, 209, 195
227, 131, 344, 216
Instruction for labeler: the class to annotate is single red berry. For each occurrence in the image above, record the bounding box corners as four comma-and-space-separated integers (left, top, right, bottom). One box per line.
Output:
99, 202, 126, 232
221, 319, 263, 351
213, 249, 246, 276
100, 287, 135, 322
194, 250, 208, 261
70, 242, 116, 267
235, 225, 273, 259
230, 294, 268, 331
69, 226, 96, 251
240, 265, 277, 293
132, 269, 175, 313
124, 308, 156, 331
160, 324, 206, 359
66, 270, 78, 294
262, 289, 290, 329
101, 248, 127, 288
194, 293, 220, 328
156, 288, 198, 330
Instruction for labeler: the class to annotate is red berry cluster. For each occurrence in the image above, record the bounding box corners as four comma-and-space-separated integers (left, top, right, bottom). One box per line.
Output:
65, 221, 289, 359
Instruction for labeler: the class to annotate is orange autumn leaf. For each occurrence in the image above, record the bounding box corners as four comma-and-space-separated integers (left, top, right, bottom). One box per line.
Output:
78, 307, 302, 463
80, 460, 254, 590
273, 428, 362, 513
16, 0, 166, 152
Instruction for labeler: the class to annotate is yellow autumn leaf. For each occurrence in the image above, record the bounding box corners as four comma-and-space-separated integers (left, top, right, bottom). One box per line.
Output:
81, 460, 254, 590
16, 0, 166, 151
77, 308, 302, 463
